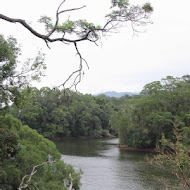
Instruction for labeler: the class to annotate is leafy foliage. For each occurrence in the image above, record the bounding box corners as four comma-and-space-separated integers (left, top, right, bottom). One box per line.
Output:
0, 114, 81, 190
36, 1, 153, 42
0, 35, 46, 108
109, 75, 190, 188
0, 35, 81, 190
0, 127, 18, 162
12, 88, 117, 138
112, 75, 190, 148
150, 121, 190, 188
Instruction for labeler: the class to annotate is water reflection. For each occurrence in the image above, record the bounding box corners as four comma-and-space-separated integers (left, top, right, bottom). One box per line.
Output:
55, 138, 107, 157
54, 138, 180, 190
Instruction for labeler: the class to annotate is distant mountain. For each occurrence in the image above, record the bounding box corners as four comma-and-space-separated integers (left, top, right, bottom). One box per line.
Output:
94, 91, 139, 98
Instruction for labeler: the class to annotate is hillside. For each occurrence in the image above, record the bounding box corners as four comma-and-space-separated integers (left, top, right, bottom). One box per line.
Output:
94, 91, 138, 98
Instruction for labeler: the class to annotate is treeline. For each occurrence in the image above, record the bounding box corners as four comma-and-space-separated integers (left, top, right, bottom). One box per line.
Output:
10, 74, 190, 151
11, 75, 190, 150
111, 75, 190, 149
11, 88, 123, 138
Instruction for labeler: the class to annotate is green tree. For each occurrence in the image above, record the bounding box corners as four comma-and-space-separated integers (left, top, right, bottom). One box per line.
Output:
0, 35, 45, 108
0, 114, 81, 190
0, 35, 81, 190
150, 121, 190, 189
115, 75, 190, 149
11, 87, 117, 138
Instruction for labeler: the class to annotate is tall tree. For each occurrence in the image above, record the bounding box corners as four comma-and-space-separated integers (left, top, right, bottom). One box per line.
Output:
114, 75, 190, 149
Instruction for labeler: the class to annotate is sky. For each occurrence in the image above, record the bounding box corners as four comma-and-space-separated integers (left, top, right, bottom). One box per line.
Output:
0, 0, 190, 94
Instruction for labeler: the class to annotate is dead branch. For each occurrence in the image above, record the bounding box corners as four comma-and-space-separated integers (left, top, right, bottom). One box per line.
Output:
56, 42, 88, 91
18, 160, 56, 190
68, 173, 73, 190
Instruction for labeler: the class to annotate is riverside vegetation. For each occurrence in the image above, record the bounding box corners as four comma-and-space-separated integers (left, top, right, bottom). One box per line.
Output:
7, 75, 190, 188
0, 0, 189, 188
0, 34, 189, 188
0, 0, 153, 189
0, 35, 81, 190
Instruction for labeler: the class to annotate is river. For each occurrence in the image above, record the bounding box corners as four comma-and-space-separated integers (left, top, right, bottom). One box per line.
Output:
54, 138, 180, 190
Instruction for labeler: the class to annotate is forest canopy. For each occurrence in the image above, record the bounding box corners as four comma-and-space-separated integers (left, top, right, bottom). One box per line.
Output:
114, 75, 190, 148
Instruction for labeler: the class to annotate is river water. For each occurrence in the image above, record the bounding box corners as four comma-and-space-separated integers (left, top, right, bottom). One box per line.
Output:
54, 138, 180, 190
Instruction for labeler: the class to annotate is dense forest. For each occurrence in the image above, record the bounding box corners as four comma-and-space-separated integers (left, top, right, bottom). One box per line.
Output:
10, 75, 190, 150
112, 75, 190, 149
2, 72, 190, 189
0, 2, 190, 186
10, 88, 119, 138
1, 33, 189, 188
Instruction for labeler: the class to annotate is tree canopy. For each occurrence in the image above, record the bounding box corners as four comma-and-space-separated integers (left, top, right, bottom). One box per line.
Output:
0, 34, 80, 190
11, 88, 118, 138
0, 114, 81, 190
114, 75, 190, 149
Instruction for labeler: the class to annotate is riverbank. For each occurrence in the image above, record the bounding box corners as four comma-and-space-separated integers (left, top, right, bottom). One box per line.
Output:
51, 134, 117, 141
118, 144, 158, 153
52, 136, 157, 153
55, 137, 176, 190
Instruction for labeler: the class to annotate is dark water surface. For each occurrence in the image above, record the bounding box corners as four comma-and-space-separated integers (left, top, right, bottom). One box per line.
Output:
54, 138, 180, 190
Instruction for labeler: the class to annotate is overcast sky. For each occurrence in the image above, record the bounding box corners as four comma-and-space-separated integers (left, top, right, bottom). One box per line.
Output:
1, 0, 190, 94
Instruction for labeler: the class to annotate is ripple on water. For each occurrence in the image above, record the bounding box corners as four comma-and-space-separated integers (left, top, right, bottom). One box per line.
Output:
57, 138, 180, 190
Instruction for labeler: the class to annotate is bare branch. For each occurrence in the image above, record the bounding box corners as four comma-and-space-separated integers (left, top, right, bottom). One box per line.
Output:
18, 160, 57, 190
0, 14, 47, 40
68, 173, 73, 190
0, 1, 153, 91
56, 42, 88, 91
58, 6, 86, 14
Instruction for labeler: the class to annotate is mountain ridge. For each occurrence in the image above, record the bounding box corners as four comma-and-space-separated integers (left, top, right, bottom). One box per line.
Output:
94, 91, 139, 98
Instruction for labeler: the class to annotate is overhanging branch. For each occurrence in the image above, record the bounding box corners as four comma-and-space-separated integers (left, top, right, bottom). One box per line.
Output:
0, 0, 153, 91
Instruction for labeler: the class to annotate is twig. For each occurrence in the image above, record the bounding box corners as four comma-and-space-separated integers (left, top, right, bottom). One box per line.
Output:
18, 160, 56, 190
